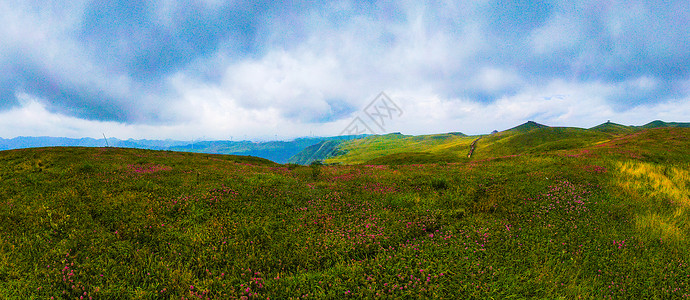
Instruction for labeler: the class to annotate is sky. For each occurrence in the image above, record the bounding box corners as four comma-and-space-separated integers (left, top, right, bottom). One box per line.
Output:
1, 0, 689, 140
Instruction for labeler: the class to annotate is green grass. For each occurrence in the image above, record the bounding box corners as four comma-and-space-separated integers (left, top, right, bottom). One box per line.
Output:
641, 120, 690, 129
589, 122, 640, 135
1, 129, 689, 298
471, 127, 612, 159
296, 121, 689, 165
323, 125, 616, 165
325, 133, 476, 165
365, 152, 458, 165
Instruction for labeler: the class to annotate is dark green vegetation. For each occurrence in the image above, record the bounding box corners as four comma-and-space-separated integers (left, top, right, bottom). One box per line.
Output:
287, 140, 346, 165
1, 126, 689, 299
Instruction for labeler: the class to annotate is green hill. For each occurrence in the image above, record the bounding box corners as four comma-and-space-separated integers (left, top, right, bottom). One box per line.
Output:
1, 128, 689, 298
324, 132, 477, 165
168, 138, 327, 164
472, 126, 611, 159
287, 140, 345, 165
641, 120, 690, 129
320, 126, 606, 165
505, 120, 549, 132
589, 121, 639, 134
0, 137, 332, 164
314, 121, 687, 165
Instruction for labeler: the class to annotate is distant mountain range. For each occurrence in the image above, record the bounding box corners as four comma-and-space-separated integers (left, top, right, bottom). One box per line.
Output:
0, 137, 191, 151
1, 120, 687, 164
166, 135, 363, 164
0, 135, 365, 164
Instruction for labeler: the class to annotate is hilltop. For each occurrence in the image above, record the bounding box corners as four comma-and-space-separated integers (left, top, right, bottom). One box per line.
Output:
641, 120, 690, 129
505, 120, 549, 132
589, 121, 639, 134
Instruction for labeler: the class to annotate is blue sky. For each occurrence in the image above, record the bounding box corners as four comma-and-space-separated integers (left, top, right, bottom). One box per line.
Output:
0, 0, 688, 140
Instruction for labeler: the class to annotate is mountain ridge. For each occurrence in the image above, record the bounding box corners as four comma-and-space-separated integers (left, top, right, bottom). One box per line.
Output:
2, 120, 688, 164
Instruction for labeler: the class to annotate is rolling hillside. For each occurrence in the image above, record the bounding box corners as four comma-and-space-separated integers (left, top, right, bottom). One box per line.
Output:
0, 136, 356, 164
323, 132, 477, 165
287, 140, 345, 165
290, 120, 689, 165
471, 126, 610, 159
1, 127, 689, 298
641, 120, 690, 129
589, 121, 639, 134
168, 139, 321, 164
2, 128, 689, 298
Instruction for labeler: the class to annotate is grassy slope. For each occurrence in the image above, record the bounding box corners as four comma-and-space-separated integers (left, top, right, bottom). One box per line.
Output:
287, 121, 688, 165
326, 126, 611, 165
504, 120, 548, 132
322, 121, 687, 165
641, 120, 690, 129
168, 140, 321, 164
325, 133, 477, 165
472, 127, 612, 159
288, 140, 345, 165
589, 122, 640, 135
1, 129, 689, 298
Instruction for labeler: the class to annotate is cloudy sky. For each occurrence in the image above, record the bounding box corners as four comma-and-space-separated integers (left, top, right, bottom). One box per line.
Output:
1, 0, 689, 140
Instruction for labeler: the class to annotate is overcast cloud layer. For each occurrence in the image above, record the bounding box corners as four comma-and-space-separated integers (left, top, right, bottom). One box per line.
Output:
1, 0, 689, 140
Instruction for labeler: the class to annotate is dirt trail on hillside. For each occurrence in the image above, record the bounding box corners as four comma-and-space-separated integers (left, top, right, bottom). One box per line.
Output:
467, 137, 481, 158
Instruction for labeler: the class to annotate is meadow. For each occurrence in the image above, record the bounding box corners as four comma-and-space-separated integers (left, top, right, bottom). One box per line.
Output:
0, 127, 689, 299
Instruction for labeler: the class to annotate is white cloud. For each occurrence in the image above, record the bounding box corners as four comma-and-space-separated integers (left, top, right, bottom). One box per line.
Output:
181, 1, 489, 129
618, 98, 690, 125
473, 67, 523, 92
626, 76, 659, 91
0, 0, 142, 115
372, 79, 690, 136
1, 0, 689, 140
0, 93, 114, 138
2, 76, 689, 140
220, 50, 341, 118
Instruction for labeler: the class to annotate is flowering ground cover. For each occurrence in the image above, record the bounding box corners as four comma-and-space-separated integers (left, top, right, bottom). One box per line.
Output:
0, 128, 688, 298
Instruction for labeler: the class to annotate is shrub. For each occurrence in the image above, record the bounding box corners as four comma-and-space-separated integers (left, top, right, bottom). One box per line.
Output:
431, 177, 449, 190
310, 161, 323, 179
77, 162, 96, 174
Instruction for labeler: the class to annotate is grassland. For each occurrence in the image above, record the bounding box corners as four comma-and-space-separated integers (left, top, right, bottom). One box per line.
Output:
311, 120, 685, 165
325, 133, 477, 165
1, 128, 689, 298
